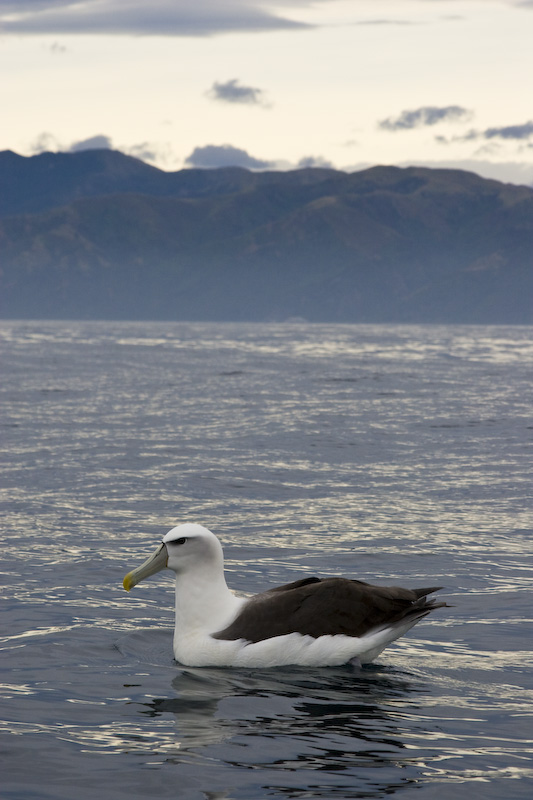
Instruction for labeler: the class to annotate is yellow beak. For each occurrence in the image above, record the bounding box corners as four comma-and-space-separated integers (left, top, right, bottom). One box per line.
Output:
123, 543, 169, 591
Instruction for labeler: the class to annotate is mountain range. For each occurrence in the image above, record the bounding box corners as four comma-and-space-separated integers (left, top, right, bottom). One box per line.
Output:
1, 148, 531, 323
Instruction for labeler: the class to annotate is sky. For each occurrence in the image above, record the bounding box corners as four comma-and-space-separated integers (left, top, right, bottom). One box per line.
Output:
2, 0, 533, 185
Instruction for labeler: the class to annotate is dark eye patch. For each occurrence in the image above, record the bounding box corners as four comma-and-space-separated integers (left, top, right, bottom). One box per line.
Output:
170, 537, 187, 546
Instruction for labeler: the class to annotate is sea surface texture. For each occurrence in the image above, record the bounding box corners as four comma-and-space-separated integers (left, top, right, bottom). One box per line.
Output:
1, 321, 532, 800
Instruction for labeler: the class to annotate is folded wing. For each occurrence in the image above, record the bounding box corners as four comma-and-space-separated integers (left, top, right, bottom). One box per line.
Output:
212, 576, 447, 642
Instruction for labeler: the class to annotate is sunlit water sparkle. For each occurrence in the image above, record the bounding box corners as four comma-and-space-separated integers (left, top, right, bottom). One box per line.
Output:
1, 321, 532, 800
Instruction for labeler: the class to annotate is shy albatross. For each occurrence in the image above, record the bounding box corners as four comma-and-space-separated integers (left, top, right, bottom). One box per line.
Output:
123, 523, 448, 668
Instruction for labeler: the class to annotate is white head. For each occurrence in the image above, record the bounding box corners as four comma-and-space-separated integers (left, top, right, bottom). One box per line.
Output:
163, 523, 224, 575
123, 523, 224, 591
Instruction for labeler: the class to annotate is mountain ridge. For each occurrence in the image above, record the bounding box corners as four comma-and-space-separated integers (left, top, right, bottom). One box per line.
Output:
1, 149, 531, 323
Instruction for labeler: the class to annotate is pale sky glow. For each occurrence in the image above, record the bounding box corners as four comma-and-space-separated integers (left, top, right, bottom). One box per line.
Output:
2, 0, 533, 184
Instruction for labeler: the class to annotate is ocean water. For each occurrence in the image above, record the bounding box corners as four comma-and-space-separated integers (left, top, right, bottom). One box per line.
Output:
0, 320, 532, 800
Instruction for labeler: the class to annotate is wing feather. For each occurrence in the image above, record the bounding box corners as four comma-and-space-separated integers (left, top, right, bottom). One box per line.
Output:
212, 577, 447, 642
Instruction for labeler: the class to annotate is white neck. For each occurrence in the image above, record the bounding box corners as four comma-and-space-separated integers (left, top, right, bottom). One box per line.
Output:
173, 564, 243, 635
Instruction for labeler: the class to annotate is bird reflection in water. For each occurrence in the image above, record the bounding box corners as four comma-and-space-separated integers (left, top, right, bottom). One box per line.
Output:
137, 664, 426, 781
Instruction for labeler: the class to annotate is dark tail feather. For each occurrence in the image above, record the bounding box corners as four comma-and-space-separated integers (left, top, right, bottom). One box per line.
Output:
369, 587, 450, 635
412, 586, 444, 599
410, 591, 451, 619
391, 589, 451, 629
414, 587, 452, 611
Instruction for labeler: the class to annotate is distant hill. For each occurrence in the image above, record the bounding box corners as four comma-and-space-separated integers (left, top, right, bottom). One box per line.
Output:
1, 149, 531, 323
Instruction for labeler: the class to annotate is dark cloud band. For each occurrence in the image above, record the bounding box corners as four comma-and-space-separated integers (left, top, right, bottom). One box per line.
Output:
0, 0, 311, 36
438, 121, 533, 145
483, 121, 533, 140
379, 106, 472, 132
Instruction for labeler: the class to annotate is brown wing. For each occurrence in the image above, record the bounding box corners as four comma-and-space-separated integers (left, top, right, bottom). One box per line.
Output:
212, 577, 447, 642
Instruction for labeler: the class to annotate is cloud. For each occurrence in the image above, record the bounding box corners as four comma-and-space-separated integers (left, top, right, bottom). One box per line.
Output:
297, 155, 334, 169
68, 135, 113, 152
185, 144, 272, 169
355, 19, 417, 26
207, 78, 268, 106
68, 136, 173, 165
29, 132, 62, 153
483, 121, 533, 140
0, 1, 312, 37
27, 131, 171, 165
438, 120, 533, 145
379, 106, 472, 132
29, 131, 114, 154
2, 0, 531, 38
29, 132, 112, 154
122, 142, 167, 164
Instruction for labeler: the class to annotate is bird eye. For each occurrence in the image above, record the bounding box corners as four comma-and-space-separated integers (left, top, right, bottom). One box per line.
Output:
171, 537, 187, 546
